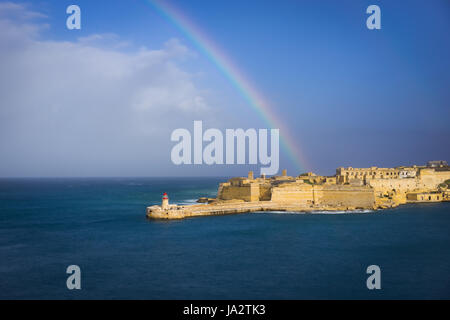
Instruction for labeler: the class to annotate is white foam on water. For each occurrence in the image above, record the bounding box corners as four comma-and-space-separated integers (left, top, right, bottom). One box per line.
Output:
268, 209, 375, 215
310, 210, 374, 214
178, 199, 206, 205
266, 211, 306, 214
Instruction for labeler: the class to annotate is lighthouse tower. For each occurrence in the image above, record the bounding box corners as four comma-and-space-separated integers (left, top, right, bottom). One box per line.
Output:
162, 192, 169, 210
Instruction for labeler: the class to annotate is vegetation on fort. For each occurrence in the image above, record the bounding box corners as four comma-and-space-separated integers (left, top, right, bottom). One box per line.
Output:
439, 179, 450, 189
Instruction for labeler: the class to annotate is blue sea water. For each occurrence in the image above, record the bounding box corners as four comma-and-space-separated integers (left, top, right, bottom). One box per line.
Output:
0, 177, 449, 299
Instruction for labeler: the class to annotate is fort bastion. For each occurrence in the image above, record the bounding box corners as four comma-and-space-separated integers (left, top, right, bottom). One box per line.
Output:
147, 161, 450, 219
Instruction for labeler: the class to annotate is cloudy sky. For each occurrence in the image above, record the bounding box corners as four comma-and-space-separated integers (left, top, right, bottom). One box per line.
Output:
0, 0, 449, 177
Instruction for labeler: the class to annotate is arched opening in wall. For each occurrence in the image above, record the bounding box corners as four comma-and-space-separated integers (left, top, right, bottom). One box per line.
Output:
429, 196, 432, 200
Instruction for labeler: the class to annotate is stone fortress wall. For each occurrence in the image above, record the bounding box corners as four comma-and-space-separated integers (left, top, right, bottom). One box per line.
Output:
217, 161, 450, 208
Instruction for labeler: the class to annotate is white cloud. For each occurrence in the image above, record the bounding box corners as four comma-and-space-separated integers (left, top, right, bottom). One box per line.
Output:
77, 33, 130, 49
0, 1, 47, 19
0, 2, 215, 176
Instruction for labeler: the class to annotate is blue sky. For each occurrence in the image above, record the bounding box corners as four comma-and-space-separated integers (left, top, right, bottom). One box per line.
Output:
0, 0, 449, 177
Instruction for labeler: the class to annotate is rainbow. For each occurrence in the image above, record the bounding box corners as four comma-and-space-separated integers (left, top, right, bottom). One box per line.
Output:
145, 0, 309, 173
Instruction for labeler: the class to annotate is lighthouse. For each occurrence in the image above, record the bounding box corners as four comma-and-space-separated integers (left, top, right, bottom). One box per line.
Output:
162, 192, 169, 210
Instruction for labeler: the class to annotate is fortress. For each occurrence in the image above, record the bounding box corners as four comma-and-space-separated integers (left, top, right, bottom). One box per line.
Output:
147, 161, 450, 219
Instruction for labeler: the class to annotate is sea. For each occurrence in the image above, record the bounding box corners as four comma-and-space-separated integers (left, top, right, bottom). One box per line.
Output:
0, 177, 449, 299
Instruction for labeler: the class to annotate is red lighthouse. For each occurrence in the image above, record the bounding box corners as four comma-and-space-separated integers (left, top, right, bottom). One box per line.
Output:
162, 192, 169, 209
